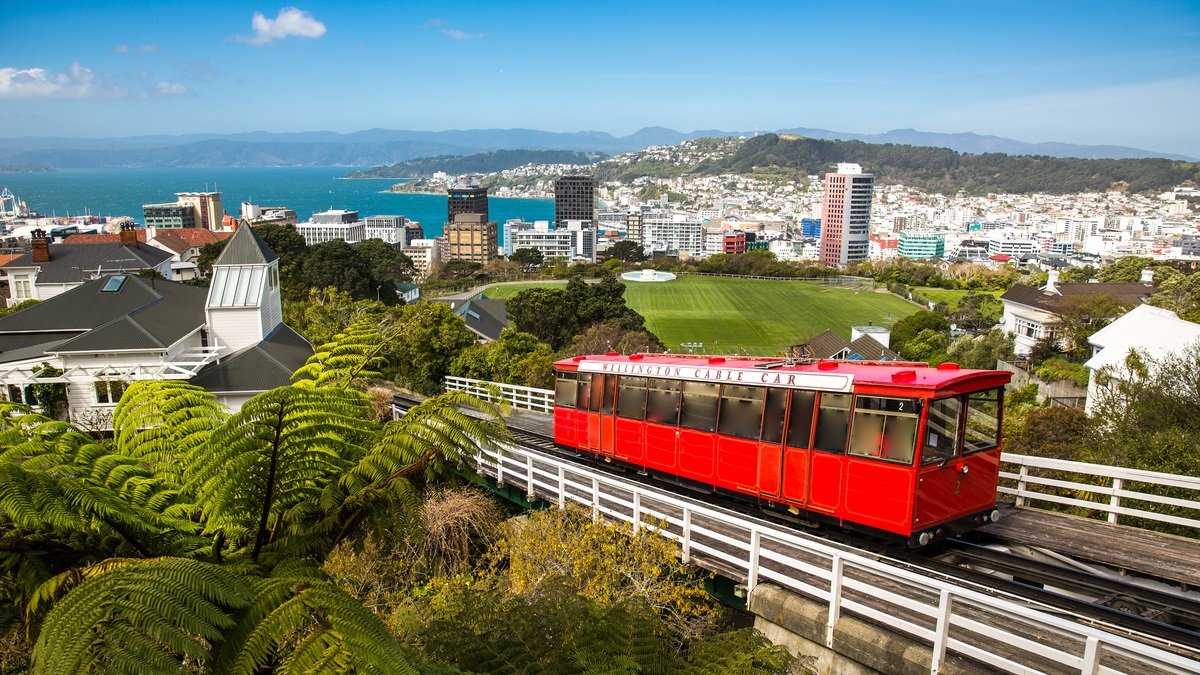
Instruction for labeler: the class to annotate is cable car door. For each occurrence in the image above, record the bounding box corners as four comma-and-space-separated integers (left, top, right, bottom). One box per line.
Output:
594, 373, 616, 457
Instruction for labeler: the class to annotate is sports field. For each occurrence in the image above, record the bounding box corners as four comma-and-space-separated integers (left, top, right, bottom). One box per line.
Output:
484, 277, 918, 355
911, 287, 1003, 310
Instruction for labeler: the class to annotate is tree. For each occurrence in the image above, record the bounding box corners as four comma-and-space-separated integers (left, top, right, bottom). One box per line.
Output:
889, 310, 949, 356
509, 247, 544, 272
951, 292, 1003, 332
1149, 270, 1200, 323
391, 301, 478, 395
565, 322, 666, 356
1055, 293, 1133, 358
506, 287, 577, 348
605, 240, 645, 263
1096, 256, 1155, 282
946, 329, 1014, 370
901, 328, 950, 364
354, 237, 415, 286
197, 240, 228, 276
303, 240, 375, 301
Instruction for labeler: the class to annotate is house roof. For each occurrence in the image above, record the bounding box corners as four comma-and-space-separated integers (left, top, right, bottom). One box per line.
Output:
151, 229, 232, 255
215, 226, 278, 265
0, 275, 207, 361
1085, 304, 1200, 372
846, 335, 901, 361
0, 242, 172, 283
437, 296, 509, 341
189, 324, 313, 393
64, 231, 149, 244
1000, 282, 1156, 314
795, 329, 901, 361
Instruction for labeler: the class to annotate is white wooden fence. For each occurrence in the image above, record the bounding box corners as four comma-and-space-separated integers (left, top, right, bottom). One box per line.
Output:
1000, 453, 1200, 530
468, 436, 1198, 674
445, 376, 554, 413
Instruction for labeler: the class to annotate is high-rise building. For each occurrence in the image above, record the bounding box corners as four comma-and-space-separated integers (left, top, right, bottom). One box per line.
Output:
445, 213, 499, 264
365, 215, 409, 248
448, 182, 489, 224
176, 192, 224, 231
819, 163, 873, 267
143, 202, 197, 229
554, 175, 597, 225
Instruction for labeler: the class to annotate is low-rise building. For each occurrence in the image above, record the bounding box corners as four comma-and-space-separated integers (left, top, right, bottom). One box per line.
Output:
1084, 304, 1200, 414
297, 209, 366, 246
897, 230, 946, 259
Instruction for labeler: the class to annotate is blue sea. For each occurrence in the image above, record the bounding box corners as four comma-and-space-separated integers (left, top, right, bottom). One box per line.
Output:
1, 167, 553, 243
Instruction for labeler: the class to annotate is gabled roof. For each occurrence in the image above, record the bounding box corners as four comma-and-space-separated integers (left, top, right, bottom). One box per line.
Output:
796, 329, 901, 362
152, 229, 231, 255
1000, 282, 1156, 314
800, 329, 851, 360
64, 231, 149, 244
0, 275, 207, 359
846, 335, 901, 361
189, 324, 313, 393
215, 226, 278, 266
1085, 305, 1200, 372
0, 242, 172, 283
437, 296, 509, 341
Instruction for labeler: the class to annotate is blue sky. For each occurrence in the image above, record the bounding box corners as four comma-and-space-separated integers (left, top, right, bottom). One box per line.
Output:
2, 1, 1198, 155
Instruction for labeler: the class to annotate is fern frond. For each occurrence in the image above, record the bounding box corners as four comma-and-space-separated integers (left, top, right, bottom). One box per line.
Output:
292, 319, 388, 390
112, 381, 227, 490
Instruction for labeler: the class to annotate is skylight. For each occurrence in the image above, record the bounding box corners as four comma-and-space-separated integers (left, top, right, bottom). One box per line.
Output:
101, 275, 127, 292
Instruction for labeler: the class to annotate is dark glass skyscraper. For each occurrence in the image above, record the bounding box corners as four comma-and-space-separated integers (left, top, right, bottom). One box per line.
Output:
554, 175, 597, 225
447, 183, 489, 224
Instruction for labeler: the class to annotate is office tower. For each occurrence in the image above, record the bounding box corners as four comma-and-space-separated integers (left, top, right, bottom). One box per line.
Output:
445, 213, 499, 264
448, 181, 489, 224
554, 175, 597, 225
819, 163, 873, 267
176, 192, 224, 231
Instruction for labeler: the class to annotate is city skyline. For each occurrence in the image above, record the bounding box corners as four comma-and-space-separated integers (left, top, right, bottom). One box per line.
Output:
2, 1, 1199, 156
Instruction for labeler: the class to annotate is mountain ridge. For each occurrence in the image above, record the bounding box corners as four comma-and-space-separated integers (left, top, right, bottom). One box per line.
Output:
0, 126, 1191, 168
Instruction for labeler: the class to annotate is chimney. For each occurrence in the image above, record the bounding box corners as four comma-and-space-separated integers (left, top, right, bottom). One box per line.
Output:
1141, 267, 1154, 285
119, 222, 138, 248
1045, 269, 1060, 294
30, 229, 50, 263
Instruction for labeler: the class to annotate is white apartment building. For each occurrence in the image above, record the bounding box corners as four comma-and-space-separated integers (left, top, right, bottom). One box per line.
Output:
297, 209, 366, 246
401, 238, 445, 281
642, 212, 704, 255
364, 215, 409, 248
986, 231, 1038, 257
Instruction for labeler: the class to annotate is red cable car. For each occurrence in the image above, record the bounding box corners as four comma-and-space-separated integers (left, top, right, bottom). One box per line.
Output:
552, 353, 1012, 547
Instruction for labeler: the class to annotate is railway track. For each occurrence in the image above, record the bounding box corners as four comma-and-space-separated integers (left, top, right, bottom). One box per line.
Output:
393, 393, 1200, 657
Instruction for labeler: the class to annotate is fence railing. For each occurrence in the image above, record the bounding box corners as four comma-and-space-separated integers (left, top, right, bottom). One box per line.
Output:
439, 428, 1196, 674
458, 379, 1200, 536
680, 272, 875, 288
1000, 453, 1200, 530
445, 376, 555, 413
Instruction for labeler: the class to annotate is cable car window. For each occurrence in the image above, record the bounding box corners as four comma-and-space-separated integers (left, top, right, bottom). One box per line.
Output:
922, 397, 962, 465
577, 373, 592, 412
717, 385, 765, 440
555, 372, 578, 409
964, 389, 1002, 453
761, 388, 788, 443
592, 374, 614, 414
785, 390, 817, 448
616, 377, 648, 420
814, 393, 851, 453
646, 379, 681, 425
680, 382, 720, 432
849, 397, 922, 464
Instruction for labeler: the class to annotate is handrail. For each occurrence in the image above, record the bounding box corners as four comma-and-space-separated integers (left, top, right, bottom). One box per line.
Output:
406, 413, 1197, 674
445, 376, 555, 414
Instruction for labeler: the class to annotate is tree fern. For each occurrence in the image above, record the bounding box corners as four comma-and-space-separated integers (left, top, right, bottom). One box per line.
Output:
31, 557, 254, 675
186, 385, 377, 561
292, 319, 389, 390
111, 381, 227, 491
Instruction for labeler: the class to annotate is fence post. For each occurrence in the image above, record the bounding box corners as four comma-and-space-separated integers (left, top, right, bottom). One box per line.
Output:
526, 454, 535, 502
592, 477, 600, 521
1081, 636, 1101, 675
826, 554, 844, 647
1108, 478, 1123, 525
632, 491, 641, 534
681, 508, 692, 563
747, 529, 762, 592
557, 465, 565, 508
930, 589, 952, 674
1015, 465, 1029, 507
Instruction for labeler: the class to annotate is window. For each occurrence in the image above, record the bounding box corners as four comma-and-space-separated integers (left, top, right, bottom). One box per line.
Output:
590, 374, 614, 414
680, 382, 720, 432
814, 393, 851, 453
717, 385, 764, 440
12, 275, 31, 300
616, 376, 647, 420
761, 388, 788, 443
555, 372, 578, 408
785, 390, 817, 448
94, 380, 128, 404
848, 397, 922, 464
577, 373, 592, 411
922, 397, 962, 465
101, 275, 127, 292
964, 389, 1002, 453
646, 379, 681, 425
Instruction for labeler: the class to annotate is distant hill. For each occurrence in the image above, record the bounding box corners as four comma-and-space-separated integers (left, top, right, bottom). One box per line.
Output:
345, 149, 607, 179
0, 126, 1189, 169
693, 134, 1200, 195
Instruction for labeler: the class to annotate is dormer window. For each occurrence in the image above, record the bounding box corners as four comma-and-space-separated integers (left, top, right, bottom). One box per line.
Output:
207, 266, 264, 308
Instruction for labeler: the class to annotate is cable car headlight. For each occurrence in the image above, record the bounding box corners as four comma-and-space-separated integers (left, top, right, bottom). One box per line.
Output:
918, 532, 932, 547
989, 509, 1001, 522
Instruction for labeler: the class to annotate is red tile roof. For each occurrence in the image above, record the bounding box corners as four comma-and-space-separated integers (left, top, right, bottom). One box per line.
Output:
64, 231, 148, 244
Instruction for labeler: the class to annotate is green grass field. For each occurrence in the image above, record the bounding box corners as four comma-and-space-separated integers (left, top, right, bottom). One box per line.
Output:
911, 287, 1003, 310
483, 277, 918, 355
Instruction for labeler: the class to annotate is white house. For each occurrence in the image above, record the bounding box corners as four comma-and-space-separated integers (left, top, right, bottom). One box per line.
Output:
0, 225, 313, 427
1083, 304, 1200, 415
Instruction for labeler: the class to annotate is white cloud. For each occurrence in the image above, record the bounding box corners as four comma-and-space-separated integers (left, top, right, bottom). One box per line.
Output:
177, 60, 217, 81
112, 44, 129, 54
139, 44, 161, 53
441, 28, 482, 41
153, 81, 188, 96
0, 63, 125, 100
234, 7, 326, 46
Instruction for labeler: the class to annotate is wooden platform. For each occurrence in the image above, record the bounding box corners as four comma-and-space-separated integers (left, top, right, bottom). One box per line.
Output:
979, 504, 1200, 588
